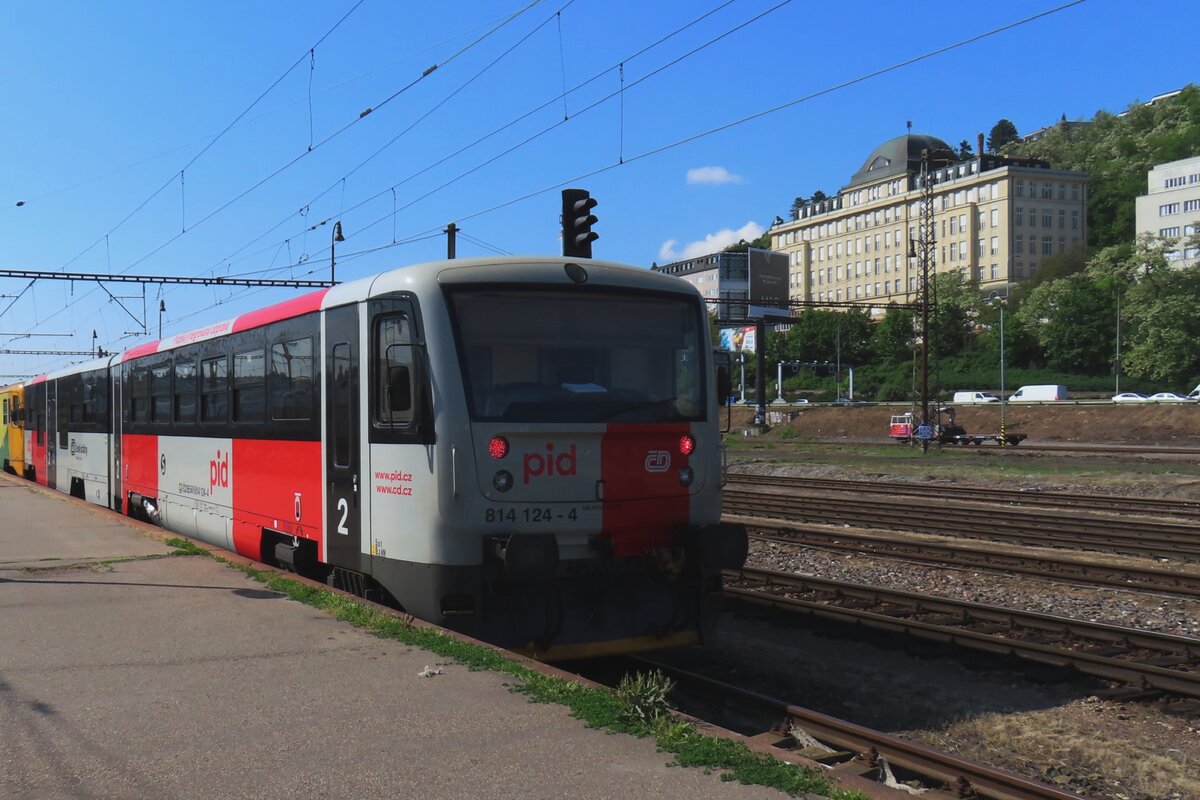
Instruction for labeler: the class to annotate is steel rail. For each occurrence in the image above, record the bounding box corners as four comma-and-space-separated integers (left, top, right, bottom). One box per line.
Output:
728, 441, 1200, 457
631, 656, 1086, 800
735, 518, 1200, 598
725, 566, 1200, 698
724, 490, 1200, 561
728, 473, 1200, 520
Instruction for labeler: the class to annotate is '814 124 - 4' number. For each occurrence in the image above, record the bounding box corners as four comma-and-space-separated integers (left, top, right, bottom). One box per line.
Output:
485, 507, 577, 523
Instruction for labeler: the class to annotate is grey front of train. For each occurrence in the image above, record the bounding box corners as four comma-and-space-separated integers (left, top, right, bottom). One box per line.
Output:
348, 256, 747, 659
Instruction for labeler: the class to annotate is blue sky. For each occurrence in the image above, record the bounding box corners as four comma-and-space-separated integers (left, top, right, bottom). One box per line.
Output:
1, 0, 1195, 376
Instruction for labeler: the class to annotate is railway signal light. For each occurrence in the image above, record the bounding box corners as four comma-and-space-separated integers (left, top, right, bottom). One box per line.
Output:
561, 189, 598, 259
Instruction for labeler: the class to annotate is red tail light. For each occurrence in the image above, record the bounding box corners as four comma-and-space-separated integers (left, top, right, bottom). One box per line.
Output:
679, 434, 695, 456
488, 436, 509, 459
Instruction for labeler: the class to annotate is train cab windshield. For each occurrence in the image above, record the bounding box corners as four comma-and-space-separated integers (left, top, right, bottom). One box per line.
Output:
448, 287, 705, 424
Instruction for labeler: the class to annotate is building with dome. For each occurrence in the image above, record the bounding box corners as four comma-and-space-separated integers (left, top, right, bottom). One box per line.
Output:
769, 133, 1090, 307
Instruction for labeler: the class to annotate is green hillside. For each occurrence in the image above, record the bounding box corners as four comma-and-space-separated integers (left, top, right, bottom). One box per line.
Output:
1003, 86, 1200, 248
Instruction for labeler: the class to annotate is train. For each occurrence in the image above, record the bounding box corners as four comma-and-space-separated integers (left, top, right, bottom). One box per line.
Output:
0, 256, 748, 659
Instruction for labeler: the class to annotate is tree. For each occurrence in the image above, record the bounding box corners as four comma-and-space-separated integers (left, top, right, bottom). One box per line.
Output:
790, 196, 805, 220
986, 119, 1019, 152
781, 308, 872, 365
810, 190, 828, 206
957, 139, 974, 159
928, 272, 977, 357
1122, 264, 1200, 384
1016, 275, 1116, 374
871, 305, 914, 364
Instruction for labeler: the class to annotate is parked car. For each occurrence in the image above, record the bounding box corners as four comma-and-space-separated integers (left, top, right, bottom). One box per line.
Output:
1009, 384, 1068, 402
1147, 392, 1191, 403
1112, 392, 1148, 403
952, 391, 1000, 404
832, 397, 866, 405
792, 398, 810, 405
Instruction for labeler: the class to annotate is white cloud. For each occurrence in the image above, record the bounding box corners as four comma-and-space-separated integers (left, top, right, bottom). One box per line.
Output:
686, 166, 741, 186
659, 221, 764, 262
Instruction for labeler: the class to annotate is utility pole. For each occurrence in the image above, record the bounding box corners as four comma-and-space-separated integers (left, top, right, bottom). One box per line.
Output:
914, 148, 936, 452
158, 300, 166, 339
445, 222, 457, 260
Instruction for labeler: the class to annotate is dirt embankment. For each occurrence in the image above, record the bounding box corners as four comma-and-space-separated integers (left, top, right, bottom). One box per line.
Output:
726, 403, 1200, 445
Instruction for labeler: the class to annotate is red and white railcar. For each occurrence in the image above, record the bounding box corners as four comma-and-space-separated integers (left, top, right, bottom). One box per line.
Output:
17, 257, 747, 657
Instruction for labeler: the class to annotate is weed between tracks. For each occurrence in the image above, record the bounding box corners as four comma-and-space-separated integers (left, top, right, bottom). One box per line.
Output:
179, 545, 864, 799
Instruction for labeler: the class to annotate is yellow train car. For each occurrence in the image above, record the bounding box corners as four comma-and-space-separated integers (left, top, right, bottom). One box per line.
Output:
1, 383, 25, 476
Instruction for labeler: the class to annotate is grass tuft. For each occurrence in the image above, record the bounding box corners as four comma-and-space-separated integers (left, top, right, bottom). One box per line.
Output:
181, 545, 865, 799
163, 537, 207, 556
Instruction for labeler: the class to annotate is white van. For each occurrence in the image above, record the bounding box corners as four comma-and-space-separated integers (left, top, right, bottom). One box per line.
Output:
952, 391, 1000, 404
1009, 384, 1068, 402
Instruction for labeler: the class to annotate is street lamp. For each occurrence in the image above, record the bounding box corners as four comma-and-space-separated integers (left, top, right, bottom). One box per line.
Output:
737, 351, 746, 403
330, 220, 344, 285
989, 292, 1007, 446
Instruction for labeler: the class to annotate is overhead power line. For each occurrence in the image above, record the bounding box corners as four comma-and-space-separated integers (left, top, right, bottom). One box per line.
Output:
59, 0, 370, 273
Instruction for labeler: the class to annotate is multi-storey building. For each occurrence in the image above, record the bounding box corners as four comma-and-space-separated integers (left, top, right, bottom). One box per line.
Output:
1135, 155, 1200, 267
651, 250, 749, 321
770, 133, 1089, 307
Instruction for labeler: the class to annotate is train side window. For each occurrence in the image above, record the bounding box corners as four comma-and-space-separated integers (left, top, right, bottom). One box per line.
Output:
233, 349, 265, 423
2, 398, 7, 425
175, 359, 197, 424
150, 362, 172, 423
375, 314, 414, 426
131, 368, 150, 423
201, 356, 228, 423
58, 386, 69, 449
269, 337, 313, 421
83, 374, 107, 427
36, 413, 44, 446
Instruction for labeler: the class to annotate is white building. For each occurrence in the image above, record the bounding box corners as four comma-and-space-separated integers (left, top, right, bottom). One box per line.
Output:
1135, 155, 1200, 267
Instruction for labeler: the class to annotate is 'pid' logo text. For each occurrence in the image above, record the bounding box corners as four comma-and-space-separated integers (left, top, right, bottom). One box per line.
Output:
209, 450, 230, 491
522, 443, 577, 485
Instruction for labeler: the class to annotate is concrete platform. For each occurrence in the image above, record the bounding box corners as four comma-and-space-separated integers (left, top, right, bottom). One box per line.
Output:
0, 476, 783, 799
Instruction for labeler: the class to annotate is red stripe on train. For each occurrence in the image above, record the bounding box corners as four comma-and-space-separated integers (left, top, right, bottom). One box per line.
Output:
600, 424, 691, 557
233, 288, 329, 334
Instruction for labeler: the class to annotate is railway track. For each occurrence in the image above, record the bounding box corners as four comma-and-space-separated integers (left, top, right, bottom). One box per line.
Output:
724, 566, 1200, 700
728, 473, 1200, 521
729, 441, 1200, 458
724, 488, 1200, 561
736, 517, 1200, 598
630, 656, 1086, 800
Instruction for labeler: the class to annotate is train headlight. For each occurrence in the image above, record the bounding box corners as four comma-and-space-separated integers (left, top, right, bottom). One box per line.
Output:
679, 434, 695, 456
488, 436, 509, 459
678, 466, 694, 486
493, 470, 514, 492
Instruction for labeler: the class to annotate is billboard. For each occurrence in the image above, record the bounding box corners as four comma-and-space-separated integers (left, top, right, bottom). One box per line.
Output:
719, 326, 756, 353
747, 248, 790, 320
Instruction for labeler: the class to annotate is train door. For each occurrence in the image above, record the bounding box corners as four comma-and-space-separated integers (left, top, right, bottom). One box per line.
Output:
46, 382, 58, 491
111, 361, 122, 511
324, 304, 363, 570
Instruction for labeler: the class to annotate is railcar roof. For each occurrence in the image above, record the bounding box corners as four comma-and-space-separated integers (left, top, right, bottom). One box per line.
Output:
50, 257, 692, 371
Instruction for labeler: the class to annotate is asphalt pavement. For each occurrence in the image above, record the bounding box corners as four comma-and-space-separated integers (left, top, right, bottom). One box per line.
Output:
0, 475, 784, 800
